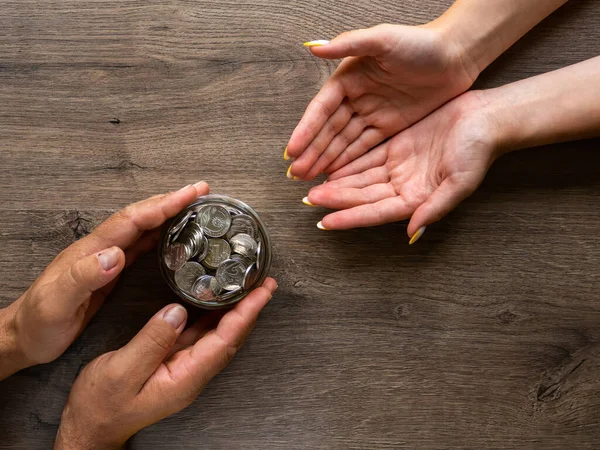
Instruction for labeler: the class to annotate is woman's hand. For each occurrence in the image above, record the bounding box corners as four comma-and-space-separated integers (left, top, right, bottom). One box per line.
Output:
0, 182, 209, 379
286, 23, 477, 180
304, 91, 500, 241
54, 278, 277, 450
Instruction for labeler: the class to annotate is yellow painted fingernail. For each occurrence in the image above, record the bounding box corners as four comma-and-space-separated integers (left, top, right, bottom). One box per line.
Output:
302, 197, 315, 206
286, 164, 293, 179
284, 147, 290, 161
303, 40, 330, 47
317, 221, 329, 230
409, 226, 426, 245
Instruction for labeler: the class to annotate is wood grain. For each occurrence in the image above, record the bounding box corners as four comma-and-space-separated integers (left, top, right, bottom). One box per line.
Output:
1, 1, 600, 449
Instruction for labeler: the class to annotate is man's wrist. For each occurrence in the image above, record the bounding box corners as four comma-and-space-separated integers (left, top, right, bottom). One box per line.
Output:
0, 302, 29, 379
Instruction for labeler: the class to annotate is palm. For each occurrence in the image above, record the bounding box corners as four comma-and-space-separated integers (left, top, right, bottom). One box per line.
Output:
307, 92, 497, 232
287, 24, 475, 180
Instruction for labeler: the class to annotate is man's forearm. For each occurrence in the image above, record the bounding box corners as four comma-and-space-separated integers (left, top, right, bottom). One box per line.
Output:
482, 56, 600, 153
0, 302, 27, 380
433, 0, 568, 78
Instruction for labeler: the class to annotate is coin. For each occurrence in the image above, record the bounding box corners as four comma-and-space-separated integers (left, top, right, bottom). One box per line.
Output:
195, 235, 209, 262
191, 275, 219, 301
202, 238, 231, 269
215, 259, 247, 291
255, 240, 262, 271
196, 205, 231, 237
226, 214, 258, 240
242, 262, 259, 291
224, 205, 243, 216
169, 210, 193, 244
164, 243, 190, 271
174, 262, 206, 293
230, 253, 254, 269
229, 233, 258, 258
186, 222, 205, 256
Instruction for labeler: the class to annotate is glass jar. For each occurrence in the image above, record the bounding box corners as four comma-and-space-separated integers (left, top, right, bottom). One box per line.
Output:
158, 194, 273, 309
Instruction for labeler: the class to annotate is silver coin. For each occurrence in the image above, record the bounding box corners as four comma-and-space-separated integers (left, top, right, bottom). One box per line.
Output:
216, 287, 242, 302
215, 259, 247, 291
229, 233, 258, 258
191, 275, 219, 301
186, 222, 205, 256
224, 205, 243, 216
255, 240, 263, 271
164, 243, 190, 271
202, 238, 231, 269
196, 205, 231, 237
169, 210, 193, 243
174, 262, 206, 293
230, 253, 254, 269
195, 235, 209, 262
226, 214, 258, 240
242, 262, 259, 291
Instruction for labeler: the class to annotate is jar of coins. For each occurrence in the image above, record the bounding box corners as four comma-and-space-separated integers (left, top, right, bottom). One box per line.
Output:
158, 194, 272, 309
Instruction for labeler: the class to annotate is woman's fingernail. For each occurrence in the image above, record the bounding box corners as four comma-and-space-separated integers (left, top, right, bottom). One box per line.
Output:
178, 184, 192, 192
286, 164, 294, 179
98, 247, 120, 271
409, 226, 426, 245
302, 197, 315, 206
303, 40, 330, 47
284, 147, 290, 161
163, 305, 187, 329
317, 221, 329, 230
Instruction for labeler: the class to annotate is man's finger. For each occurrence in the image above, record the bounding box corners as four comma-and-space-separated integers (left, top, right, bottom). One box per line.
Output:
110, 304, 188, 390
52, 246, 125, 315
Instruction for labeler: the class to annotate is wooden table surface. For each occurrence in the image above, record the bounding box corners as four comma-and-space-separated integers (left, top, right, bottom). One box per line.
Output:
1, 1, 599, 448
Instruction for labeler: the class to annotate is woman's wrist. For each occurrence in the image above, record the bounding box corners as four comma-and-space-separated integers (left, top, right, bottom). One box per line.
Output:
473, 56, 600, 155
0, 302, 28, 379
431, 0, 568, 80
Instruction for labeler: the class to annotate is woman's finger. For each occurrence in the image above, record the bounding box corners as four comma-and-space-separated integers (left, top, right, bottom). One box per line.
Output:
287, 102, 353, 179
319, 196, 413, 230
327, 144, 388, 180
308, 183, 397, 210
287, 80, 346, 160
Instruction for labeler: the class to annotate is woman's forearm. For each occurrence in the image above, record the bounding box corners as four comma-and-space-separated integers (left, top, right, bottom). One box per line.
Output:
433, 0, 568, 78
483, 56, 600, 153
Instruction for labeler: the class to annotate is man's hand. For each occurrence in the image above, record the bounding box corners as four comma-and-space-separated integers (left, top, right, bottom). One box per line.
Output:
54, 278, 278, 450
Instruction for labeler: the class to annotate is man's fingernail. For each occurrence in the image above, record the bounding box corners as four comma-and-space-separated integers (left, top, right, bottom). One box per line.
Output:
178, 184, 192, 192
317, 221, 329, 230
303, 40, 330, 47
193, 181, 207, 188
302, 197, 315, 206
284, 147, 290, 161
163, 305, 187, 329
98, 247, 120, 271
409, 226, 426, 245
286, 164, 294, 179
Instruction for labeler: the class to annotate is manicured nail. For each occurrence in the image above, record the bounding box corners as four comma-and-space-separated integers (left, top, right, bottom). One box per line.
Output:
317, 221, 329, 230
163, 305, 187, 329
98, 247, 120, 271
284, 147, 290, 161
178, 184, 192, 192
304, 40, 330, 47
409, 226, 426, 245
302, 197, 315, 206
286, 164, 293, 179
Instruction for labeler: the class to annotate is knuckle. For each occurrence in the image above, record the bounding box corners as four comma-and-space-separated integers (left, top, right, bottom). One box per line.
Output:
143, 327, 174, 353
